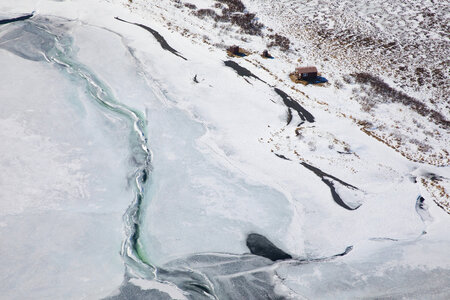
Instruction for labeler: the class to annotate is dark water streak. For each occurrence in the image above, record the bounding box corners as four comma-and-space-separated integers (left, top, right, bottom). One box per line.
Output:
115, 17, 187, 60
301, 162, 360, 210
275, 153, 291, 160
274, 88, 315, 123
0, 13, 33, 25
224, 60, 266, 84
246, 233, 353, 264
296, 245, 353, 263
286, 107, 293, 125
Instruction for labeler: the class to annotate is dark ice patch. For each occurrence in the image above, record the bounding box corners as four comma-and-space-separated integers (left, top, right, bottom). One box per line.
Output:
416, 196, 425, 210
415, 195, 432, 222
246, 233, 292, 261
274, 88, 315, 123
141, 169, 148, 183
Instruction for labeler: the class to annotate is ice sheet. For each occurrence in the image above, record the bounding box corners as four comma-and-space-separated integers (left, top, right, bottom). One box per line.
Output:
0, 0, 449, 298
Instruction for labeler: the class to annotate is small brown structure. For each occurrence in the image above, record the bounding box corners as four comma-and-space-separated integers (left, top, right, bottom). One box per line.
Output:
295, 66, 318, 80
227, 45, 250, 57
228, 45, 240, 55
261, 49, 273, 59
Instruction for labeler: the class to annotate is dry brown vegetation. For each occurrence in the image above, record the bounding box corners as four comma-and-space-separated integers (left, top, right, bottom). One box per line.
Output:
145, 0, 449, 167
191, 0, 264, 36
420, 177, 450, 215
351, 73, 449, 129
186, 0, 291, 50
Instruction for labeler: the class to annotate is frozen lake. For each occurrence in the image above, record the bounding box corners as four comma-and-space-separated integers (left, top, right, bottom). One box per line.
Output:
1, 2, 449, 299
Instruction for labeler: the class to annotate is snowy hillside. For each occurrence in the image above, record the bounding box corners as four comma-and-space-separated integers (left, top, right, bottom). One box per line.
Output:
0, 0, 449, 299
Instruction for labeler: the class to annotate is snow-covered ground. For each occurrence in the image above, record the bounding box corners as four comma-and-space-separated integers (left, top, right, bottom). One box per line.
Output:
0, 0, 449, 299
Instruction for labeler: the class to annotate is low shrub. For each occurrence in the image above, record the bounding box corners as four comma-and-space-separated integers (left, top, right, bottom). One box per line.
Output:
230, 13, 263, 35
267, 33, 290, 51
184, 3, 197, 9
194, 9, 218, 19
192, 0, 263, 35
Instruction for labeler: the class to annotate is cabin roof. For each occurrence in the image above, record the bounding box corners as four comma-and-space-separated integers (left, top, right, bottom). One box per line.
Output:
296, 66, 317, 74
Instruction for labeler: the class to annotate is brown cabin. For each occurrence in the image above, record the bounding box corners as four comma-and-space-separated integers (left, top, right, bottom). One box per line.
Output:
228, 45, 240, 55
295, 66, 318, 80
